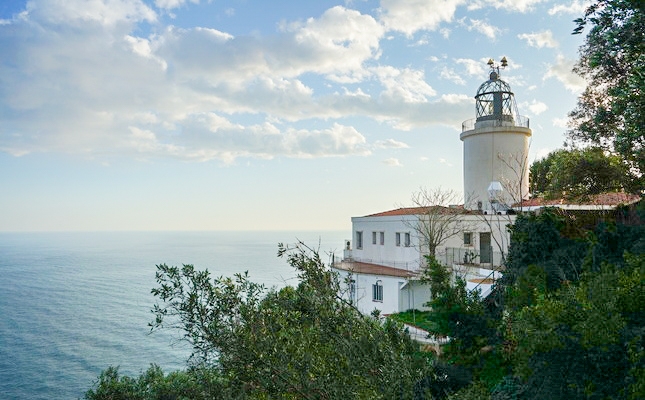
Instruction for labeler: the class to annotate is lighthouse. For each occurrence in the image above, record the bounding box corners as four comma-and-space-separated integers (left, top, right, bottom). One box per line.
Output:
460, 58, 532, 212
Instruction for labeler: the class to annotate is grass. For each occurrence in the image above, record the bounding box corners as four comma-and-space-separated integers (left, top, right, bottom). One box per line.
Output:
388, 310, 434, 332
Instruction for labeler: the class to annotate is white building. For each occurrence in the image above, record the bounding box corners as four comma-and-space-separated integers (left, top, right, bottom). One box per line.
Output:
334, 208, 511, 315
333, 60, 526, 316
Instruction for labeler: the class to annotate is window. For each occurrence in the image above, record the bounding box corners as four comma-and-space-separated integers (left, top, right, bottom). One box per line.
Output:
356, 231, 363, 249
464, 232, 472, 246
349, 279, 356, 305
379, 231, 385, 245
395, 232, 401, 246
372, 280, 383, 302
404, 232, 411, 247
372, 231, 377, 245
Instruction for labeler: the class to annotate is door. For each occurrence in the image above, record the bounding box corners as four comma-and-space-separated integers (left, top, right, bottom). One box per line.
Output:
479, 232, 491, 264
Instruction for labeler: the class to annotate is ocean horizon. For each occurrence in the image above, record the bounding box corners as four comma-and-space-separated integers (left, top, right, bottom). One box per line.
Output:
0, 230, 348, 399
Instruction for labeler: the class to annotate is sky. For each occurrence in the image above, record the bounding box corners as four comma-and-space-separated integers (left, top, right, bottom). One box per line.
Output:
0, 0, 590, 232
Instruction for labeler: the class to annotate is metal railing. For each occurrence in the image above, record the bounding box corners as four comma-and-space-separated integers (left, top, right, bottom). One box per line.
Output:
442, 247, 504, 268
461, 115, 530, 132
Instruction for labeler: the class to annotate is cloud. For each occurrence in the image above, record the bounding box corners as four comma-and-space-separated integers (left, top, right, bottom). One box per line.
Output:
518, 31, 558, 48
522, 100, 548, 115
0, 1, 485, 162
28, 0, 157, 26
467, 19, 501, 40
379, 0, 465, 36
456, 58, 487, 76
468, 0, 547, 13
544, 55, 587, 92
533, 147, 552, 161
552, 117, 569, 128
130, 117, 372, 162
440, 67, 466, 85
439, 158, 453, 167
373, 66, 436, 103
374, 139, 409, 149
548, 1, 591, 16
383, 157, 402, 167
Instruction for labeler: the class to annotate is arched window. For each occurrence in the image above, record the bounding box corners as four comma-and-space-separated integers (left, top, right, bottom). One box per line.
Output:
372, 280, 383, 302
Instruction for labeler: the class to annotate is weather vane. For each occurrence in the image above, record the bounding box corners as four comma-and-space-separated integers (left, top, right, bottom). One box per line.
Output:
486, 57, 508, 80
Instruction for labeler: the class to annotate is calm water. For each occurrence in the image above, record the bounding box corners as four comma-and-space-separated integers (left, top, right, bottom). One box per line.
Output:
0, 231, 347, 400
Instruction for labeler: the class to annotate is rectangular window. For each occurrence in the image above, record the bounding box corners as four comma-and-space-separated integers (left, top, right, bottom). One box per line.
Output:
379, 231, 385, 245
372, 280, 383, 302
464, 232, 472, 246
404, 232, 411, 247
372, 231, 377, 245
395, 232, 401, 246
356, 231, 363, 249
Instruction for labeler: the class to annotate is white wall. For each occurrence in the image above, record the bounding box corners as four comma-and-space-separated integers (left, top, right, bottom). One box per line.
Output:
350, 215, 423, 271
398, 280, 432, 312
461, 126, 531, 211
436, 214, 515, 267
349, 213, 515, 269
335, 269, 407, 315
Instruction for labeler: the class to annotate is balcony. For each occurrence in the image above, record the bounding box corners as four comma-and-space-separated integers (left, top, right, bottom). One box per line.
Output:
461, 115, 530, 132
441, 247, 505, 268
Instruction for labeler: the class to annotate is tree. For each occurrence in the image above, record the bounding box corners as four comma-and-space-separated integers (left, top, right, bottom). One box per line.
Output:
85, 364, 226, 400
503, 254, 645, 399
147, 242, 432, 399
529, 147, 637, 199
407, 187, 473, 259
568, 0, 644, 185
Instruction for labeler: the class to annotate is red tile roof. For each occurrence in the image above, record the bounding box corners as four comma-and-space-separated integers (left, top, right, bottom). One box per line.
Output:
365, 205, 475, 217
332, 260, 418, 278
518, 192, 641, 208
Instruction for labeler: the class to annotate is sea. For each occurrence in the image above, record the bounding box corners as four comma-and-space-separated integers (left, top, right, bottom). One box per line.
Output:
0, 230, 348, 400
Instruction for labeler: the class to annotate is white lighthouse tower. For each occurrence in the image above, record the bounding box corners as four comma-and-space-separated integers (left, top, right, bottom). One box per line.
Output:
460, 57, 531, 212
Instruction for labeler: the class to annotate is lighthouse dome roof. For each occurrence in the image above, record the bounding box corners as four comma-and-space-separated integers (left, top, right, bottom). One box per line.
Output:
474, 71, 519, 122
476, 72, 513, 98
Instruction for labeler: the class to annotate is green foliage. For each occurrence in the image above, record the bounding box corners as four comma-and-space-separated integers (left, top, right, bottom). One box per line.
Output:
502, 210, 588, 302
388, 309, 434, 332
85, 364, 226, 400
446, 381, 491, 400
529, 147, 637, 199
505, 255, 645, 399
149, 242, 432, 399
421, 255, 452, 301
430, 209, 644, 399
568, 0, 644, 185
86, 213, 645, 399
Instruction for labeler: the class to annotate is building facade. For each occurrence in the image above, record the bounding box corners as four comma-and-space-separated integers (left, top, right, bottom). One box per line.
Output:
332, 60, 524, 316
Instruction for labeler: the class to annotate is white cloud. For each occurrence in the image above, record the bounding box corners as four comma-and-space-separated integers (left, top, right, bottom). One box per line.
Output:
467, 19, 501, 40
455, 58, 486, 76
28, 0, 157, 26
439, 158, 453, 167
440, 93, 471, 104
518, 31, 558, 48
548, 1, 591, 16
374, 139, 409, 149
552, 117, 569, 128
533, 147, 553, 161
468, 0, 546, 13
383, 157, 402, 167
544, 55, 587, 92
379, 0, 466, 36
373, 66, 436, 103
440, 67, 466, 85
523, 100, 548, 115
0, 1, 505, 162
